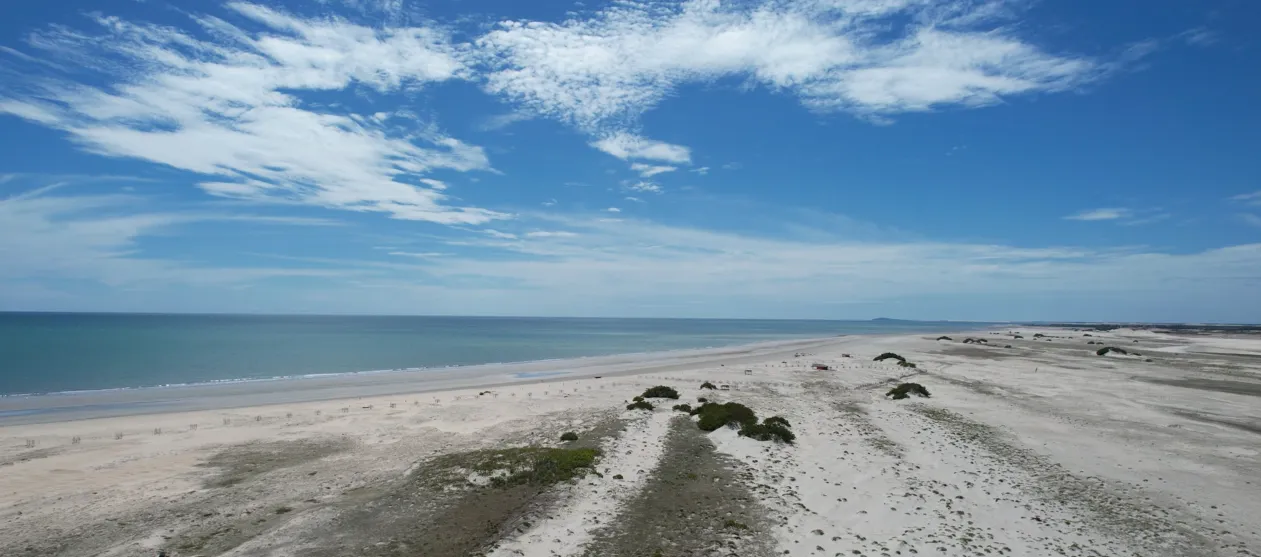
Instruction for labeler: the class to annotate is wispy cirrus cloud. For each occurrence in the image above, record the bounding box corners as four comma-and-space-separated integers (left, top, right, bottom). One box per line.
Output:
591, 133, 691, 164
476, 0, 1104, 131
1064, 208, 1131, 221
630, 163, 677, 177
0, 186, 354, 287
1064, 207, 1170, 226
1232, 190, 1261, 206
2, 0, 1146, 223
625, 181, 663, 194
0, 3, 502, 225
395, 213, 1261, 319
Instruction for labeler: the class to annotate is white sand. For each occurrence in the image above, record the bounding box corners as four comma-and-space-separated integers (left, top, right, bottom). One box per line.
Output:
2, 328, 1259, 556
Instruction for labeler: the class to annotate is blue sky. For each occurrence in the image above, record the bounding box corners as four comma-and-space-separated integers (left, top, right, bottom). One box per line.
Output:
0, 0, 1258, 322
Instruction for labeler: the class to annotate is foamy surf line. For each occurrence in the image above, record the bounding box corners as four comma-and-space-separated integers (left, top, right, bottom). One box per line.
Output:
0, 335, 849, 426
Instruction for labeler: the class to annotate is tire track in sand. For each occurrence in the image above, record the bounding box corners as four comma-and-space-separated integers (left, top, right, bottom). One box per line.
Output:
488, 408, 674, 557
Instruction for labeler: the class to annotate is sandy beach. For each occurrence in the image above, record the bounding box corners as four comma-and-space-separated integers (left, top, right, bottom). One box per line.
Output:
2, 327, 1259, 557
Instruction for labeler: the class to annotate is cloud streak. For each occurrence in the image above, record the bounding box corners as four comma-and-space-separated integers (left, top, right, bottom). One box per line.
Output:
0, 186, 356, 287
0, 3, 502, 225
1065, 208, 1131, 221
476, 0, 1100, 130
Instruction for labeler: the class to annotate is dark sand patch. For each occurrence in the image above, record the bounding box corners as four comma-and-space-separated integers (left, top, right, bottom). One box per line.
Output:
581, 416, 772, 557
938, 345, 1017, 360
294, 418, 621, 557
199, 438, 354, 488
1168, 409, 1261, 436
913, 406, 1224, 557
1135, 378, 1261, 398
0, 446, 62, 466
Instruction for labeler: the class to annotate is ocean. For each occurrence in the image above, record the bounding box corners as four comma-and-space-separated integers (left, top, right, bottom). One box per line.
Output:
0, 313, 976, 396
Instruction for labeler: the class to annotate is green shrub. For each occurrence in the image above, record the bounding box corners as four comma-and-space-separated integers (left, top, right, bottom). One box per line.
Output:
873, 352, 906, 363
723, 519, 749, 530
560, 432, 578, 442
641, 386, 680, 399
936, 336, 952, 341
739, 421, 796, 444
695, 402, 758, 431
897, 361, 917, 368
763, 415, 791, 428
886, 382, 931, 400
700, 381, 717, 390
672, 404, 692, 413
1096, 347, 1128, 356
469, 447, 601, 487
697, 397, 709, 403
632, 396, 644, 402
626, 400, 655, 411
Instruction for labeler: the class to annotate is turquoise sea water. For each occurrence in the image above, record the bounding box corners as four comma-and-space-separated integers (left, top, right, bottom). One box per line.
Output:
0, 313, 978, 396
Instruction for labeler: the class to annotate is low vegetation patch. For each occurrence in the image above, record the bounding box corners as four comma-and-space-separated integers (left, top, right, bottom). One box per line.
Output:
738, 421, 796, 443
641, 385, 680, 399
1096, 346, 1128, 356
898, 360, 917, 368
672, 404, 692, 413
693, 402, 758, 431
627, 400, 655, 411
763, 416, 791, 428
473, 447, 601, 487
873, 352, 906, 363
560, 432, 579, 442
420, 447, 603, 489
886, 382, 931, 400
936, 336, 953, 341
700, 381, 717, 390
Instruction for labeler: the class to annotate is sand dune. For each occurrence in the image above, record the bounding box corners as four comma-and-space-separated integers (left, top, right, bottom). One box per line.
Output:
1, 328, 1259, 556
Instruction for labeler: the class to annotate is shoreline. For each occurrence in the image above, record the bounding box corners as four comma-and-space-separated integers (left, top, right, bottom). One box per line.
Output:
0, 335, 838, 400
0, 334, 877, 426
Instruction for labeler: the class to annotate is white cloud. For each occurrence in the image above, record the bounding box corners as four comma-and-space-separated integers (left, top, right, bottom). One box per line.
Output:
0, 4, 503, 225
606, 207, 622, 213
476, 0, 1100, 130
624, 196, 643, 203
419, 178, 449, 191
591, 132, 692, 164
388, 251, 447, 258
1181, 27, 1218, 47
406, 214, 1261, 320
524, 230, 578, 238
1232, 191, 1261, 206
1242, 214, 1261, 228
1064, 208, 1131, 221
692, 166, 710, 175
626, 181, 663, 194
0, 187, 354, 287
542, 198, 557, 207
630, 163, 678, 177
483, 229, 519, 239
477, 111, 533, 131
